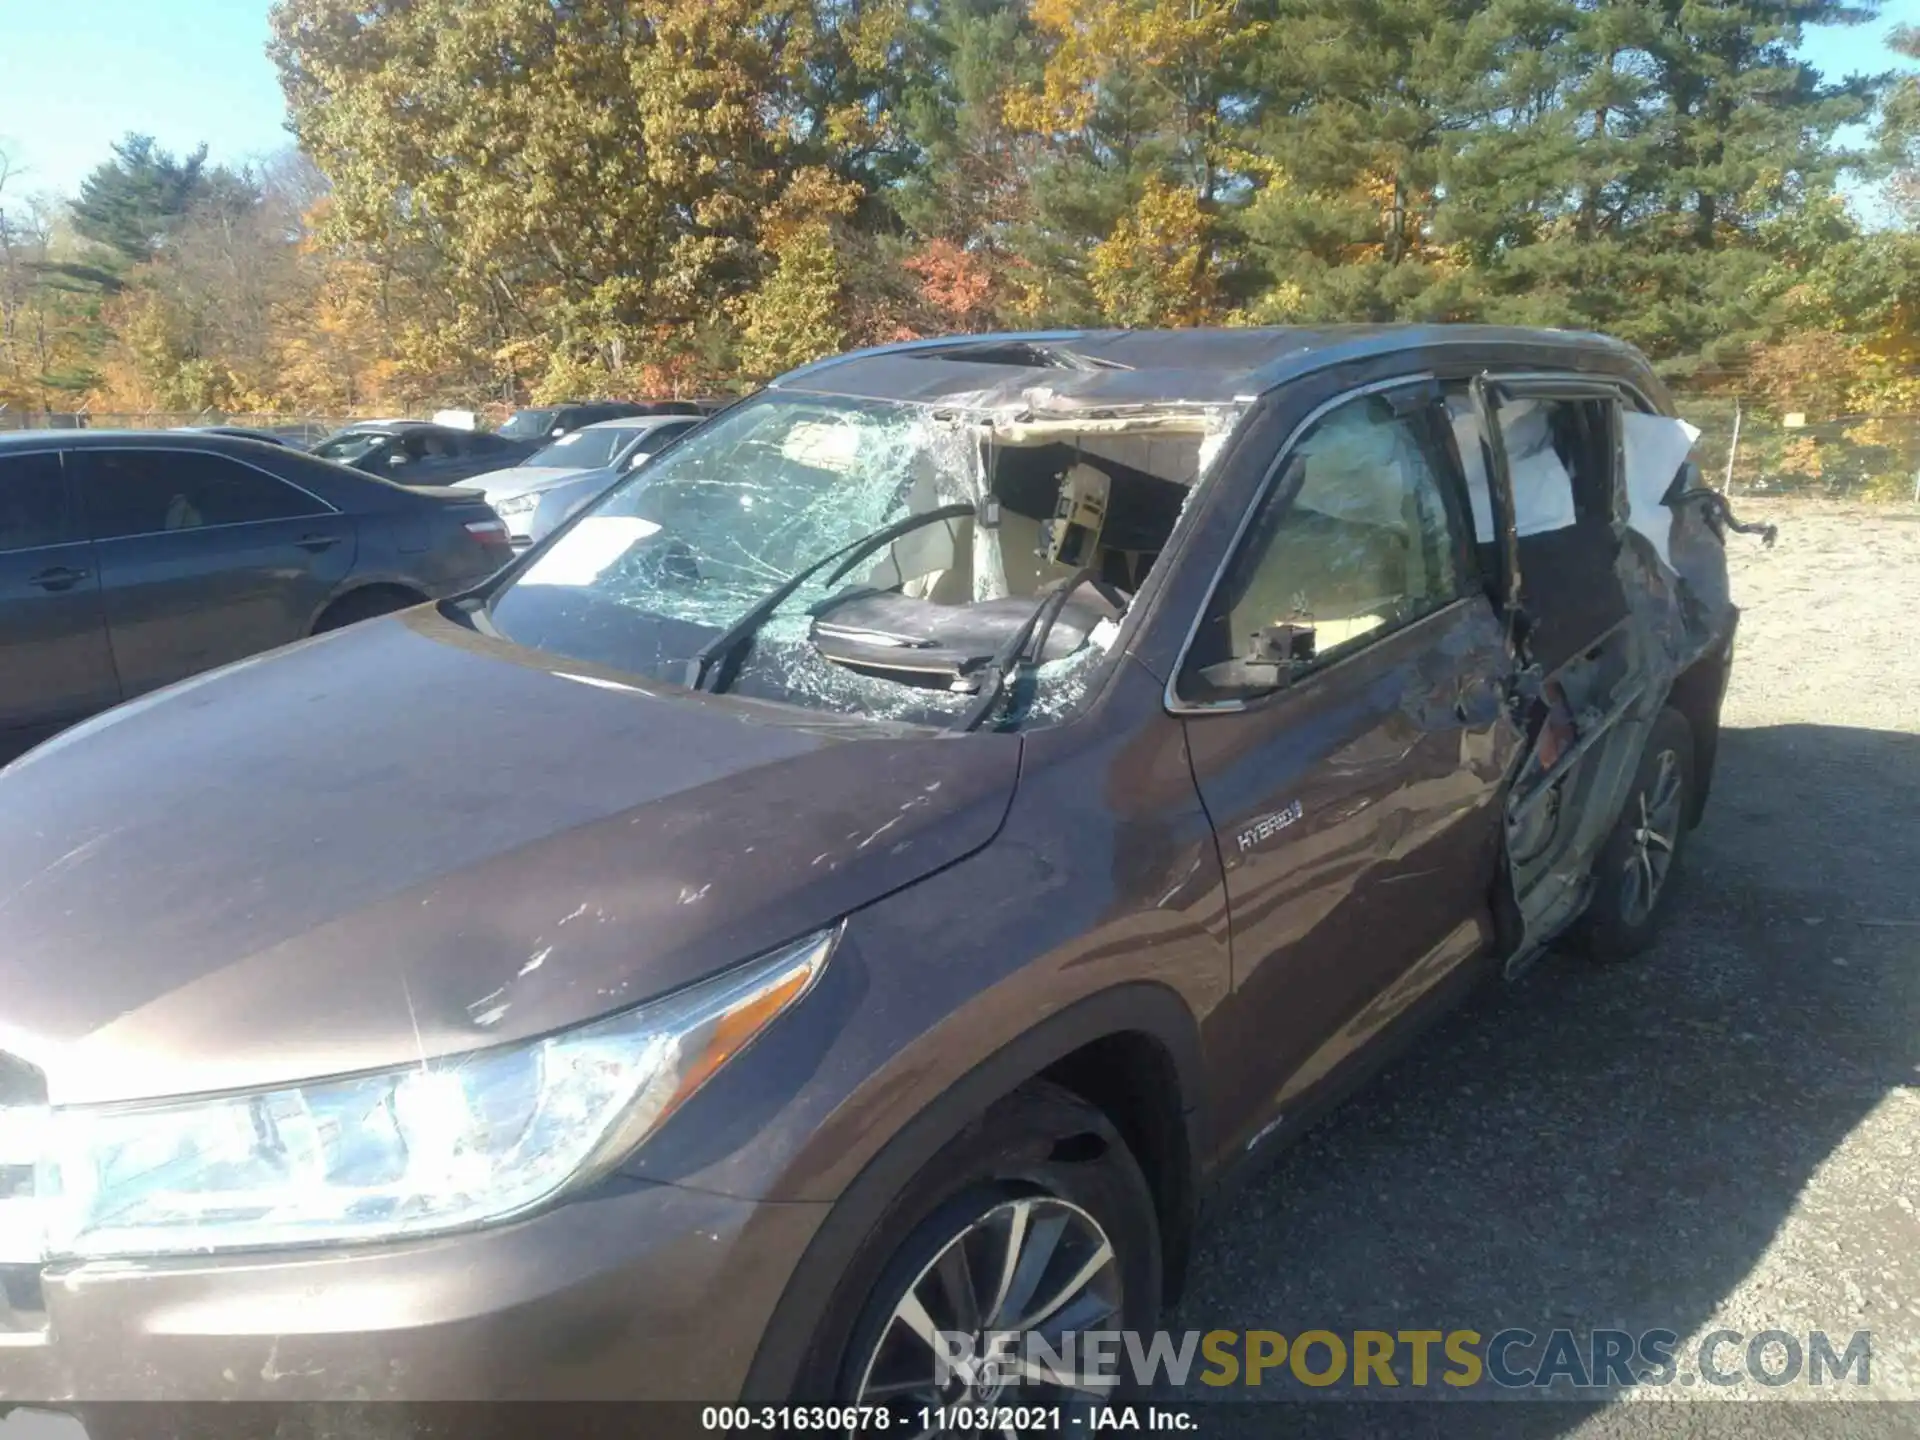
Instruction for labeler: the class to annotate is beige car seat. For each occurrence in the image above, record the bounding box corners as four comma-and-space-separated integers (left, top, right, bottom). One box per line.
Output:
853, 450, 1082, 607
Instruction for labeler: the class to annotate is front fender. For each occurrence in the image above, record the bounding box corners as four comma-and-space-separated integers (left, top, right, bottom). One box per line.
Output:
736, 976, 1206, 1402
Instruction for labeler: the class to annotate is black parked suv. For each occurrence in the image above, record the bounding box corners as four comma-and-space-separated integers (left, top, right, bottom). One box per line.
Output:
496, 399, 704, 443
310, 420, 532, 484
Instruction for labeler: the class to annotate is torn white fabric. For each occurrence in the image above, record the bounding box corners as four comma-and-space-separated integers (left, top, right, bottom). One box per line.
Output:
1447, 399, 1578, 542
1621, 411, 1701, 570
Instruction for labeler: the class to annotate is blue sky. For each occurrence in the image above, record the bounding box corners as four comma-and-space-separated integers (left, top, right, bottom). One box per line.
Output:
0, 0, 1916, 200
0, 0, 289, 196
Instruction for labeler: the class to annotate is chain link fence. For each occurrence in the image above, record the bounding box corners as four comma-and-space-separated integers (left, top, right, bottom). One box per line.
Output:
1669, 394, 1920, 504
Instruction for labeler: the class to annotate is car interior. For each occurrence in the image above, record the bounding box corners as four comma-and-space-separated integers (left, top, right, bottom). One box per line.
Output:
806, 422, 1208, 688
1446, 389, 1705, 962
1448, 394, 1627, 675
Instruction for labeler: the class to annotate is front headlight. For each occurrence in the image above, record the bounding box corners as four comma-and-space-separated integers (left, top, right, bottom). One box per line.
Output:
23, 928, 835, 1260
493, 491, 542, 524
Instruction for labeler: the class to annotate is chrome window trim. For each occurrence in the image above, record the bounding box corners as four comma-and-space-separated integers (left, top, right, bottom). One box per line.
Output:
70, 444, 341, 543
1467, 371, 1656, 413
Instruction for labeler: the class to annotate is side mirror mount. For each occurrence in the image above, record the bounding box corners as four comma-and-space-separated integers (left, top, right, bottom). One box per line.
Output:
1191, 621, 1318, 699
1243, 621, 1317, 688
627, 450, 653, 471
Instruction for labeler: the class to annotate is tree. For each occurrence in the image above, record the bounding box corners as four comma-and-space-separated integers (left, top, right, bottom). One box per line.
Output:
894, 0, 1043, 248
1087, 176, 1218, 324
272, 0, 667, 397
734, 221, 850, 377
14, 0, 1902, 417
69, 134, 253, 269
271, 0, 896, 399
999, 0, 1265, 322
1230, 0, 1486, 322
1879, 24, 1920, 224
1464, 0, 1880, 363
271, 229, 401, 412
0, 150, 105, 410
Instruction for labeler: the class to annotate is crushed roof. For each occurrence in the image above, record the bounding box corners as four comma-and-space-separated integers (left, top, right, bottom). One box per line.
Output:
773, 324, 1660, 410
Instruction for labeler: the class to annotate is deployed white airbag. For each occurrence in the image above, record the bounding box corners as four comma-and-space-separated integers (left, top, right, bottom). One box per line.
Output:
1621, 412, 1701, 570
1449, 399, 1578, 543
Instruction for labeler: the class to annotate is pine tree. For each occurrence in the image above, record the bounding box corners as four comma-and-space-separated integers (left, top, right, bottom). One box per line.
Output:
1463, 0, 1880, 364
1235, 0, 1486, 322
70, 135, 253, 269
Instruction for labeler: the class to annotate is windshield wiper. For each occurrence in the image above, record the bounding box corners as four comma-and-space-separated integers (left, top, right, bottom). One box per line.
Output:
951, 569, 1100, 733
684, 502, 977, 694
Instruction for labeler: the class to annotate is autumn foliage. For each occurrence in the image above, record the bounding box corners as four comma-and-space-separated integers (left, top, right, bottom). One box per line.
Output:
3, 0, 1920, 417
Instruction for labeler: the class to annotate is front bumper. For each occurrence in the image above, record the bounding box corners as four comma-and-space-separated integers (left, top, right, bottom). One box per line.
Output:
0, 1179, 826, 1405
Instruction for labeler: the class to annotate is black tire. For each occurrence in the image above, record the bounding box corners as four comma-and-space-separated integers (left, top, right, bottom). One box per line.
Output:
799, 1082, 1161, 1415
1572, 706, 1695, 963
311, 587, 424, 635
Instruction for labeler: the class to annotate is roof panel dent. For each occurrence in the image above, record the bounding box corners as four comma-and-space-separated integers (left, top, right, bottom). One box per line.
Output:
773, 324, 1658, 412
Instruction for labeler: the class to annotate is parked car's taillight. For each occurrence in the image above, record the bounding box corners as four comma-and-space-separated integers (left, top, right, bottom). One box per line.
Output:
465, 518, 512, 550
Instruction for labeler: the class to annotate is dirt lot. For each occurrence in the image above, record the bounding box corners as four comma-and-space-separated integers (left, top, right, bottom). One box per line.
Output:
1168, 499, 1920, 1434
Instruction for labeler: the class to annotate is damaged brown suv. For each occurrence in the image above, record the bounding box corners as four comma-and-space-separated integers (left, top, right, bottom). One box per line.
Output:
0, 327, 1747, 1419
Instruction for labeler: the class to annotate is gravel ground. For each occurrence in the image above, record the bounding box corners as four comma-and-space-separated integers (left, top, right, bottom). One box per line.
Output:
1165, 499, 1920, 1435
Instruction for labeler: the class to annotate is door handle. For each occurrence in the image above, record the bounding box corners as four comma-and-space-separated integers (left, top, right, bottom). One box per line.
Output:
28, 565, 88, 592
295, 534, 342, 553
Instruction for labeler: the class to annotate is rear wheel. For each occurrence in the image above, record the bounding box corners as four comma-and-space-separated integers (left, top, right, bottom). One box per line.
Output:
804, 1083, 1161, 1423
1572, 706, 1694, 963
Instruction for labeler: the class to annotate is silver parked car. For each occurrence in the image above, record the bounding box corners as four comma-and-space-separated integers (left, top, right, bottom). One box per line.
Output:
458, 414, 702, 549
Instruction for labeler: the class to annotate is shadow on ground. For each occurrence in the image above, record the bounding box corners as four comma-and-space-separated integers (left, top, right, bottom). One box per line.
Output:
1165, 722, 1920, 1436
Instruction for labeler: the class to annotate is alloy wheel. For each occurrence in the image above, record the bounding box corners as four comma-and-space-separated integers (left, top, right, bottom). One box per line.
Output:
853, 1194, 1124, 1424
1619, 747, 1684, 926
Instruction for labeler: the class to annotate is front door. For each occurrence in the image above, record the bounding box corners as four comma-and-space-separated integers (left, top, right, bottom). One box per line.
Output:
0, 447, 119, 751
72, 448, 356, 697
1174, 383, 1518, 1153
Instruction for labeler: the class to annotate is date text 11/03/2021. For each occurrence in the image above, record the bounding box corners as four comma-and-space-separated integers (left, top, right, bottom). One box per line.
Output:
700, 1407, 1196, 1431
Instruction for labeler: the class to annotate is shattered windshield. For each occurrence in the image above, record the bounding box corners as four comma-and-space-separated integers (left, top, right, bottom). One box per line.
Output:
485, 391, 1239, 728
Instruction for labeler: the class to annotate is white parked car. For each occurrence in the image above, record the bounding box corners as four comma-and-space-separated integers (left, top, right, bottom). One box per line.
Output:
456, 414, 703, 549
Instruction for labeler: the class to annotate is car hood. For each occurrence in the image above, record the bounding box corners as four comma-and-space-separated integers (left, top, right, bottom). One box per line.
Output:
459, 465, 599, 502
0, 609, 1020, 1106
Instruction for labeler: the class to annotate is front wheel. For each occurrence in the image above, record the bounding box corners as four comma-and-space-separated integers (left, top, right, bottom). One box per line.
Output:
1572, 706, 1695, 963
810, 1083, 1162, 1422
